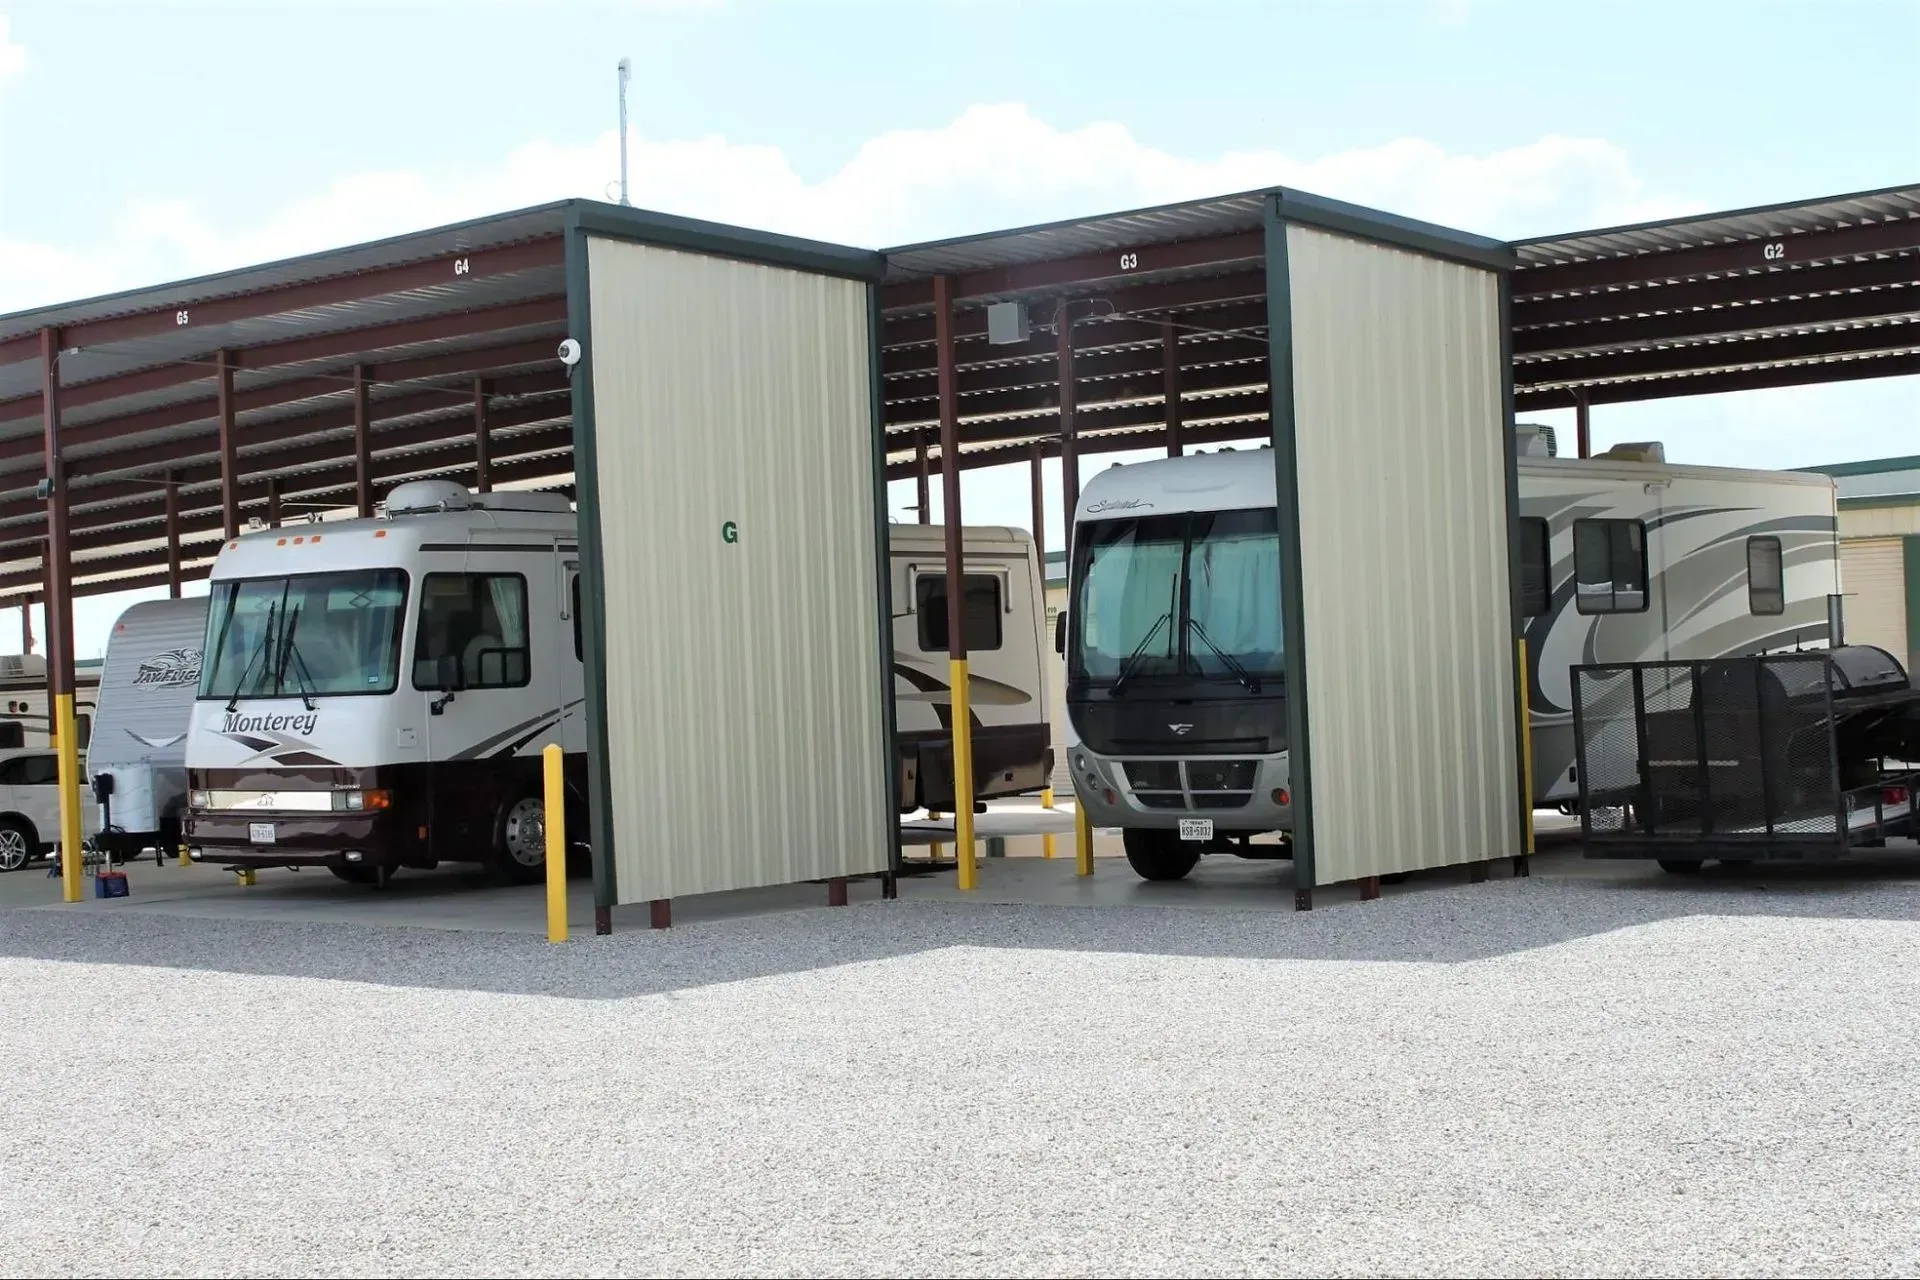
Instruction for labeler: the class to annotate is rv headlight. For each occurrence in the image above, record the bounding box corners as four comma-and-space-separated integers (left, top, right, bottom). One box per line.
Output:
332, 790, 362, 811
332, 789, 391, 812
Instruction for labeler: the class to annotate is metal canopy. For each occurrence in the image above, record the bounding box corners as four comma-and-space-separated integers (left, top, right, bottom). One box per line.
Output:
3, 182, 1915, 606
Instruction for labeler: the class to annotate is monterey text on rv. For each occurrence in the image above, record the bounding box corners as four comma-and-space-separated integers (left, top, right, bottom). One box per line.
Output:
1059, 432, 1840, 882
183, 480, 1053, 884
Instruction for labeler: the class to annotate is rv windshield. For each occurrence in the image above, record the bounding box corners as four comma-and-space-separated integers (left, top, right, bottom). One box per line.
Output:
1071, 508, 1282, 684
200, 570, 409, 700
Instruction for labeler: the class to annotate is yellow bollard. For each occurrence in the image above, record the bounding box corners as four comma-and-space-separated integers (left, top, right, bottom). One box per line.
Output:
1518, 637, 1536, 856
927, 810, 942, 860
178, 843, 190, 868
950, 660, 978, 890
54, 692, 83, 904
1040, 786, 1056, 858
543, 743, 568, 943
1074, 796, 1094, 877
237, 868, 256, 887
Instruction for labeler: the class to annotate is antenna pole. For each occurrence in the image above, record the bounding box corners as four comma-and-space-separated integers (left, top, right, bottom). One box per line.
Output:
617, 57, 632, 206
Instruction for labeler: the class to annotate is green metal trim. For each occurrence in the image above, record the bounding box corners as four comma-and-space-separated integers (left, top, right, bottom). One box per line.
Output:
564, 214, 620, 915
1836, 494, 1920, 511
1905, 536, 1920, 677
866, 286, 905, 876
1497, 271, 1530, 841
567, 200, 883, 283
1263, 199, 1315, 896
1273, 189, 1515, 273
1798, 454, 1920, 478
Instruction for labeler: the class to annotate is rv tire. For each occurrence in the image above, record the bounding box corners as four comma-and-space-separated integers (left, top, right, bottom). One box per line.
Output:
1657, 859, 1704, 875
329, 864, 379, 885
1122, 829, 1200, 882
491, 793, 548, 885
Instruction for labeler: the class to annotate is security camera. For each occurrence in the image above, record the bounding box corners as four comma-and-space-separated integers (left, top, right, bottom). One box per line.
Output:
557, 338, 582, 367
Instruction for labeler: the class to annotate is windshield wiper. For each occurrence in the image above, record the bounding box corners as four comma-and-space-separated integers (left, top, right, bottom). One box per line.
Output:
1184, 617, 1261, 693
275, 604, 318, 712
225, 603, 279, 713
1108, 572, 1181, 697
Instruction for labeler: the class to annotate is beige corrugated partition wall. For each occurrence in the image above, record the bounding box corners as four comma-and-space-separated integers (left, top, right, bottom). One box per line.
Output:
1840, 538, 1909, 666
586, 237, 891, 903
1285, 223, 1520, 885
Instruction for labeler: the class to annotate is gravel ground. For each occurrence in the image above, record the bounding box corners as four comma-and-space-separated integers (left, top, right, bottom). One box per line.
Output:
4, 877, 1919, 1278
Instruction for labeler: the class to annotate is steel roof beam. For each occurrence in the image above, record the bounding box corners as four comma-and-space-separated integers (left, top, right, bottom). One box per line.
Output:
0, 236, 564, 367
1511, 253, 1920, 328
1513, 283, 1920, 356
1515, 320, 1920, 387
884, 356, 1267, 426
881, 269, 1268, 345
0, 296, 568, 426
884, 416, 1269, 481
1515, 349, 1920, 411
1514, 216, 1920, 297
882, 299, 1268, 378
882, 230, 1266, 312
884, 333, 1270, 408
887, 389, 1271, 456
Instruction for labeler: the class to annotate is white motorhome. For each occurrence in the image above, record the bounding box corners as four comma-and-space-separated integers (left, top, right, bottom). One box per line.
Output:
1059, 437, 1842, 881
183, 480, 1052, 885
890, 522, 1053, 811
0, 653, 100, 751
85, 596, 211, 863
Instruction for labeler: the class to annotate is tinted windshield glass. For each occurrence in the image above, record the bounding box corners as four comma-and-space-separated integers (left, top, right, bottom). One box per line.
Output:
1070, 507, 1282, 683
200, 570, 408, 699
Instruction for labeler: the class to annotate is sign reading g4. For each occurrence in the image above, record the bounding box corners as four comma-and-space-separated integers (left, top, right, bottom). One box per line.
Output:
721, 520, 739, 544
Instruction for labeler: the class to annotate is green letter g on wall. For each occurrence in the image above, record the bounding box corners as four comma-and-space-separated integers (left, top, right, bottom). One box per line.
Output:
721, 520, 739, 544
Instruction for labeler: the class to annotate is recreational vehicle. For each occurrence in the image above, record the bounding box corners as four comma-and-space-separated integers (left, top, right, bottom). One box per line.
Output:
0, 653, 100, 750
182, 480, 1051, 885
85, 596, 211, 864
1059, 437, 1842, 882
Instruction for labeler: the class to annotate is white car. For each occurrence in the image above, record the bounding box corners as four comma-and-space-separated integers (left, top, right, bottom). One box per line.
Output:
0, 748, 94, 872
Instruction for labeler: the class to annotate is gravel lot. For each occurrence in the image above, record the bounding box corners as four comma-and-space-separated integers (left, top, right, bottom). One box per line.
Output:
4, 876, 1919, 1278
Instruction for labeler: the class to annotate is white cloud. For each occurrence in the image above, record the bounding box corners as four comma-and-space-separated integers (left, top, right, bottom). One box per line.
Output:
0, 16, 25, 81
0, 104, 1706, 314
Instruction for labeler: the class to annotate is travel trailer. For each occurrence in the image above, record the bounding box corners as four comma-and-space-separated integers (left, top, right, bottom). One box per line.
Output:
1059, 437, 1842, 882
182, 480, 1051, 885
85, 597, 211, 864
889, 522, 1052, 812
0, 653, 100, 750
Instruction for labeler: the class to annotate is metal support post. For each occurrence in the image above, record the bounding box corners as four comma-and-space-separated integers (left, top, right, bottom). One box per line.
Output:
543, 744, 568, 943
217, 349, 239, 538
354, 364, 374, 516
473, 377, 492, 493
1029, 442, 1046, 568
915, 431, 931, 524
266, 475, 281, 529
1073, 797, 1093, 877
935, 275, 978, 890
40, 329, 83, 904
163, 469, 182, 597
1057, 303, 1079, 564
1040, 786, 1056, 859
649, 899, 671, 930
1517, 637, 1535, 875
827, 876, 849, 907
1162, 317, 1182, 457
1574, 390, 1591, 459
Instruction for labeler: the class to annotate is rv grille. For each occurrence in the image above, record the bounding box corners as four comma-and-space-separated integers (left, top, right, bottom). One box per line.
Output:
1120, 759, 1258, 811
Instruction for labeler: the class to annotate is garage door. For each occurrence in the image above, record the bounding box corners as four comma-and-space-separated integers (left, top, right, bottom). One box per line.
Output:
1841, 538, 1908, 661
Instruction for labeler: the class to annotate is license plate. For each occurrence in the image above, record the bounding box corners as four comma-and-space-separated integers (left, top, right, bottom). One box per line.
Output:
1178, 818, 1214, 842
248, 822, 276, 846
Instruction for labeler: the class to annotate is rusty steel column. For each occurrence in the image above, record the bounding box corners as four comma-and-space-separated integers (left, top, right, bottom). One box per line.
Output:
164, 470, 182, 597
1029, 442, 1046, 568
354, 364, 374, 516
473, 376, 493, 492
266, 475, 281, 528
1575, 389, 1591, 459
217, 349, 239, 538
1057, 304, 1079, 563
1162, 317, 1183, 457
934, 275, 978, 889
20, 603, 32, 655
915, 430, 931, 523
40, 328, 82, 902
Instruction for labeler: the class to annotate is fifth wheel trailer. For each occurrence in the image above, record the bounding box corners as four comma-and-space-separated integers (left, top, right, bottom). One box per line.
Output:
1058, 438, 1841, 881
181, 480, 1051, 884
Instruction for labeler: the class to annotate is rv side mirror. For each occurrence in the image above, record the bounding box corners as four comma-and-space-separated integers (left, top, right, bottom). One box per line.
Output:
437, 653, 466, 692
1054, 611, 1067, 655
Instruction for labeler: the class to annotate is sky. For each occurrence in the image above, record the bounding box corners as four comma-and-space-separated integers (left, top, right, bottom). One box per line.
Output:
0, 0, 1916, 657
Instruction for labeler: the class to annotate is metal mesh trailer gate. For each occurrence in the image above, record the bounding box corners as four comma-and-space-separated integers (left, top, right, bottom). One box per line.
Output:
1571, 648, 1920, 865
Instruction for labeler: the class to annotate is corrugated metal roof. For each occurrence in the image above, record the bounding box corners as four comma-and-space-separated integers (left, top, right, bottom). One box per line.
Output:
1513, 183, 1920, 266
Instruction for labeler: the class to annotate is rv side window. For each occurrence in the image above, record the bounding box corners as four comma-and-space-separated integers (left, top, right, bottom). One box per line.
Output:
1517, 518, 1551, 617
571, 575, 582, 661
1747, 536, 1785, 616
916, 574, 1003, 652
1572, 519, 1649, 615
414, 573, 531, 690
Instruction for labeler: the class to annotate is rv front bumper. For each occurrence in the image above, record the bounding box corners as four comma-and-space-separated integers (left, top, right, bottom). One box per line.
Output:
1068, 749, 1295, 834
182, 810, 412, 870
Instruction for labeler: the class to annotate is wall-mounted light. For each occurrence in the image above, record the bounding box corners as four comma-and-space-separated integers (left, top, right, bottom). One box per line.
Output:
33, 477, 54, 500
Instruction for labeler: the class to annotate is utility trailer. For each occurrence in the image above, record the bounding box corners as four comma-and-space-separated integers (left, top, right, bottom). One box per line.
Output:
1571, 645, 1920, 872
